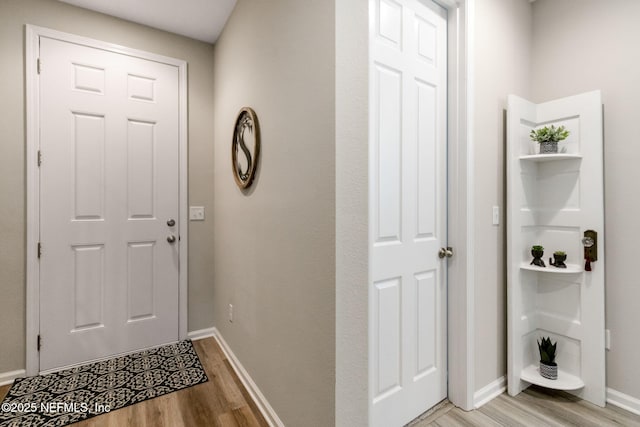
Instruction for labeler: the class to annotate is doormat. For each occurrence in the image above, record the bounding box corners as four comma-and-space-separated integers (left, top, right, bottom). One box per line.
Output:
0, 340, 208, 427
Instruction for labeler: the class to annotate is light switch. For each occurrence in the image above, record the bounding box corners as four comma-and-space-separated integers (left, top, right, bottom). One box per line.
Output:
492, 206, 500, 225
189, 206, 205, 221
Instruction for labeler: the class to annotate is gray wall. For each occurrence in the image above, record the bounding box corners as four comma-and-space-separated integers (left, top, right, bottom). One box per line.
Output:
0, 0, 215, 374
474, 0, 640, 404
335, 0, 369, 425
211, 0, 336, 425
532, 0, 640, 402
473, 0, 533, 392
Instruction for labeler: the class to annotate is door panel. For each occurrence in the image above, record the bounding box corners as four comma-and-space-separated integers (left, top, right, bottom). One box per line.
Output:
370, 0, 448, 426
507, 92, 606, 406
127, 242, 156, 321
127, 120, 156, 218
72, 244, 104, 330
39, 37, 179, 371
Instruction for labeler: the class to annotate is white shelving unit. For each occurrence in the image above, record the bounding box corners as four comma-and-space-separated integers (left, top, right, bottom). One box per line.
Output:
520, 364, 584, 391
506, 91, 606, 407
519, 154, 583, 162
519, 264, 583, 274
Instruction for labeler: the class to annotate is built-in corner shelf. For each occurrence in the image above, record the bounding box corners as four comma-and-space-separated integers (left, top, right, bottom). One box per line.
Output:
507, 92, 605, 406
520, 263, 583, 274
519, 154, 583, 162
520, 364, 584, 391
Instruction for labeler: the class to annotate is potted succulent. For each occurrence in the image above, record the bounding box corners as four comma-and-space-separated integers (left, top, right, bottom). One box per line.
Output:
530, 245, 545, 267
538, 336, 558, 380
530, 125, 570, 154
550, 250, 567, 268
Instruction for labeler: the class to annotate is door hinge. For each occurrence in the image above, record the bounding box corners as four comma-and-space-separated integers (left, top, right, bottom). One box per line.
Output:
37, 334, 42, 351
37, 242, 42, 258
37, 150, 42, 167
37, 58, 41, 74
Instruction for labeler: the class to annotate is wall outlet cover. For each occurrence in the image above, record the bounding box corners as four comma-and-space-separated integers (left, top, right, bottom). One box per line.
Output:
190, 206, 205, 221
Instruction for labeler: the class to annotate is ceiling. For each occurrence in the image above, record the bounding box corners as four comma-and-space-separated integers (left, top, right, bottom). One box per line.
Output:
58, 0, 237, 43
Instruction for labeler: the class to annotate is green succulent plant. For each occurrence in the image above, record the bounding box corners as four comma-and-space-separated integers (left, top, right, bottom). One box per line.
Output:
531, 245, 544, 252
554, 251, 566, 256
530, 125, 570, 143
538, 337, 557, 365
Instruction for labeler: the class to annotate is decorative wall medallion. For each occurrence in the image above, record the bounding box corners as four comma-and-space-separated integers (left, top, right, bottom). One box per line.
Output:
232, 107, 260, 189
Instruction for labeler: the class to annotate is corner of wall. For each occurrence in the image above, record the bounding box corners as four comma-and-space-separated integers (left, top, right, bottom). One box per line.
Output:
335, 0, 370, 425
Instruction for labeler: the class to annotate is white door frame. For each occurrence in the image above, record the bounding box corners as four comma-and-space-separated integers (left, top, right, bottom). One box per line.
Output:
25, 25, 189, 376
436, 0, 475, 411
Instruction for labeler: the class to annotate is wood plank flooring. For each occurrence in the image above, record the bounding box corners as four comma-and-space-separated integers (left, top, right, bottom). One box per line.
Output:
0, 338, 268, 427
3, 343, 640, 426
410, 385, 640, 427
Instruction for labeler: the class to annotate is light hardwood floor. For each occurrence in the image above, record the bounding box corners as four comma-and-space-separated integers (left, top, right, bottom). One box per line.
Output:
410, 385, 640, 427
4, 343, 640, 426
0, 338, 268, 427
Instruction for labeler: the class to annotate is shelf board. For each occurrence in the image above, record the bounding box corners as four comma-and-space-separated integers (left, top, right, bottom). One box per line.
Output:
521, 364, 584, 390
520, 263, 583, 274
519, 154, 583, 162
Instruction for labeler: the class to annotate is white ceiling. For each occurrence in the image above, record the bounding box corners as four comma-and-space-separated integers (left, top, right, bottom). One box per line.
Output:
58, 0, 237, 43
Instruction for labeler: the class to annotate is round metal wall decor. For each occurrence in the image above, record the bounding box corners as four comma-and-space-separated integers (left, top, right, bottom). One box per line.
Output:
232, 107, 261, 189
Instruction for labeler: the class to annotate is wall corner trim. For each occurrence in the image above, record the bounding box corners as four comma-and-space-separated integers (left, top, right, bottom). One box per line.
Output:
607, 388, 640, 416
212, 328, 284, 427
0, 369, 26, 387
186, 327, 217, 341
473, 376, 506, 409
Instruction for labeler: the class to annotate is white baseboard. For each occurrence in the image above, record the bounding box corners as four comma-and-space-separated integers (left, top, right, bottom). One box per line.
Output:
474, 376, 506, 408
187, 327, 217, 341
0, 369, 26, 387
607, 388, 640, 416
212, 328, 284, 427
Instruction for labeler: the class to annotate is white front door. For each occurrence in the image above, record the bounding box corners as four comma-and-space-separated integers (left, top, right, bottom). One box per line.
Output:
38, 36, 180, 372
369, 0, 448, 426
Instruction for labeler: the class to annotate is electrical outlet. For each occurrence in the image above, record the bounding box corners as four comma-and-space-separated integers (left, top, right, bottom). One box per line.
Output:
189, 206, 205, 221
492, 206, 500, 225
228, 304, 233, 323
605, 329, 610, 350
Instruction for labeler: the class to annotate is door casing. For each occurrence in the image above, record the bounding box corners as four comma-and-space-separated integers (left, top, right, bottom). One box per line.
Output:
25, 25, 189, 376
438, 0, 476, 411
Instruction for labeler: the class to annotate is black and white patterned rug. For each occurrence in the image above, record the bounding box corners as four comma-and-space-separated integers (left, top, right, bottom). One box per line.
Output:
0, 340, 208, 427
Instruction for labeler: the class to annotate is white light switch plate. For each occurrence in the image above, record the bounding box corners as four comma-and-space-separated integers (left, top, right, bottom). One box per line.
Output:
189, 206, 205, 221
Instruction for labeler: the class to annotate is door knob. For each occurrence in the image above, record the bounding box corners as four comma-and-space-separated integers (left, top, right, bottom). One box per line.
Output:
167, 219, 176, 227
167, 235, 176, 244
438, 247, 454, 259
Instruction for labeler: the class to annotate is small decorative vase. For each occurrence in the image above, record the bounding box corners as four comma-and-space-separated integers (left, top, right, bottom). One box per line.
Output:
540, 362, 558, 380
531, 249, 546, 267
540, 141, 558, 154
550, 254, 567, 268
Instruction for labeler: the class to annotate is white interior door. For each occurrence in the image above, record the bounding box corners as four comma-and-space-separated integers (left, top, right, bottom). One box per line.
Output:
369, 0, 448, 426
38, 36, 180, 372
